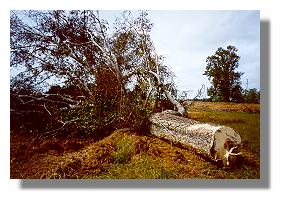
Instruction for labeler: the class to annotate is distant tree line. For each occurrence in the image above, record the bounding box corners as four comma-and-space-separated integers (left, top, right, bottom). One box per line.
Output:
242, 88, 260, 104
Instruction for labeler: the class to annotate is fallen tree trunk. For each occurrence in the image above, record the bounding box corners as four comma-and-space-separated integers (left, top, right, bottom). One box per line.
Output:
150, 110, 242, 168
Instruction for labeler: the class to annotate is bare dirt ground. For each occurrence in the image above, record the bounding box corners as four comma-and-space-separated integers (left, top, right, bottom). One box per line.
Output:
10, 102, 260, 179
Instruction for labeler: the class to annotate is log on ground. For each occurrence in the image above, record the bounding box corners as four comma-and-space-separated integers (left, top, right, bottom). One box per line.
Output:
150, 111, 242, 167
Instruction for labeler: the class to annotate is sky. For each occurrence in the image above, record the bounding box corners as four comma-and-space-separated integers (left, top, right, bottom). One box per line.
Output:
102, 10, 260, 98
12, 10, 260, 98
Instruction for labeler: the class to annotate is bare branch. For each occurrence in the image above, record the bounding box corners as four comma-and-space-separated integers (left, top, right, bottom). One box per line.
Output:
39, 118, 80, 138
148, 70, 186, 116
11, 93, 82, 109
44, 103, 52, 116
185, 84, 205, 107
11, 109, 43, 114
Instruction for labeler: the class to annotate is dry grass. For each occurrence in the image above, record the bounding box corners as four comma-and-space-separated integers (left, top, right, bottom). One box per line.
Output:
188, 101, 260, 113
10, 102, 260, 179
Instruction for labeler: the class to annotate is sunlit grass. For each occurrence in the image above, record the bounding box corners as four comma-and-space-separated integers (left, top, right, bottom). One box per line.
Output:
189, 110, 260, 154
91, 103, 260, 179
11, 102, 260, 179
97, 153, 175, 179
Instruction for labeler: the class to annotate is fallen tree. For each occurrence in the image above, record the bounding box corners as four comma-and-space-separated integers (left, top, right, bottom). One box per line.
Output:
10, 11, 243, 168
150, 110, 242, 168
10, 11, 181, 136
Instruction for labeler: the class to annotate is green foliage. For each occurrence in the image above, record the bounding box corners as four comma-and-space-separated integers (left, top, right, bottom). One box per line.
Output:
204, 45, 243, 102
243, 88, 260, 104
231, 85, 244, 102
10, 10, 169, 138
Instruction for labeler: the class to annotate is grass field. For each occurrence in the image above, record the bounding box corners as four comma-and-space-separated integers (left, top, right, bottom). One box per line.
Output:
10, 102, 260, 179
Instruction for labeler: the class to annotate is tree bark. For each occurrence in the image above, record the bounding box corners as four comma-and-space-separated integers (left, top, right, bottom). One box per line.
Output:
148, 70, 186, 116
150, 111, 242, 167
160, 84, 186, 115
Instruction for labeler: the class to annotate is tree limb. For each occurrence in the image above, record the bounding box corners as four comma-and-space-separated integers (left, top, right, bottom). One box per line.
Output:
39, 118, 80, 138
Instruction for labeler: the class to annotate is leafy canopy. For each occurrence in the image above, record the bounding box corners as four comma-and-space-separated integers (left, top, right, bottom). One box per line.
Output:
203, 45, 243, 102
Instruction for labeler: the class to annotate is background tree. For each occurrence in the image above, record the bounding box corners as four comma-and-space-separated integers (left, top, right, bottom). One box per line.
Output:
243, 88, 260, 104
203, 45, 243, 102
10, 10, 184, 138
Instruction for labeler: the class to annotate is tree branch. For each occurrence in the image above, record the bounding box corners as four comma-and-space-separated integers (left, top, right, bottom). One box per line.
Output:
39, 118, 80, 138
148, 70, 186, 116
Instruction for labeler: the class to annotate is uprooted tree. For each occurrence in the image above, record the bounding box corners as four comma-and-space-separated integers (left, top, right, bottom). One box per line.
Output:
10, 10, 242, 167
10, 10, 184, 136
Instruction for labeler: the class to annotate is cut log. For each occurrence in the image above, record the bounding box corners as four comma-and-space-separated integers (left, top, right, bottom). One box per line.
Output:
150, 111, 242, 167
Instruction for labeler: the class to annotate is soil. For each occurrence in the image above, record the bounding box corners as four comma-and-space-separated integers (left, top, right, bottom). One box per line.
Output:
10, 102, 260, 179
10, 129, 197, 179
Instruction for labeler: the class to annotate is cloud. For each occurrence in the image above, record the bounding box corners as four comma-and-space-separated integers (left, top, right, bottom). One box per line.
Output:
149, 10, 260, 93
100, 10, 260, 94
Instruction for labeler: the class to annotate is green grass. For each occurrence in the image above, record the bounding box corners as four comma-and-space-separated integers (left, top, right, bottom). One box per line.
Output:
97, 137, 175, 179
95, 108, 260, 179
190, 111, 260, 154
111, 137, 133, 164
96, 153, 175, 179
188, 109, 260, 179
12, 102, 259, 179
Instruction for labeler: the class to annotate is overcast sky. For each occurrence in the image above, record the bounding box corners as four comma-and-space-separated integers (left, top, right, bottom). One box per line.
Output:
149, 11, 260, 97
14, 10, 260, 97
103, 10, 260, 98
